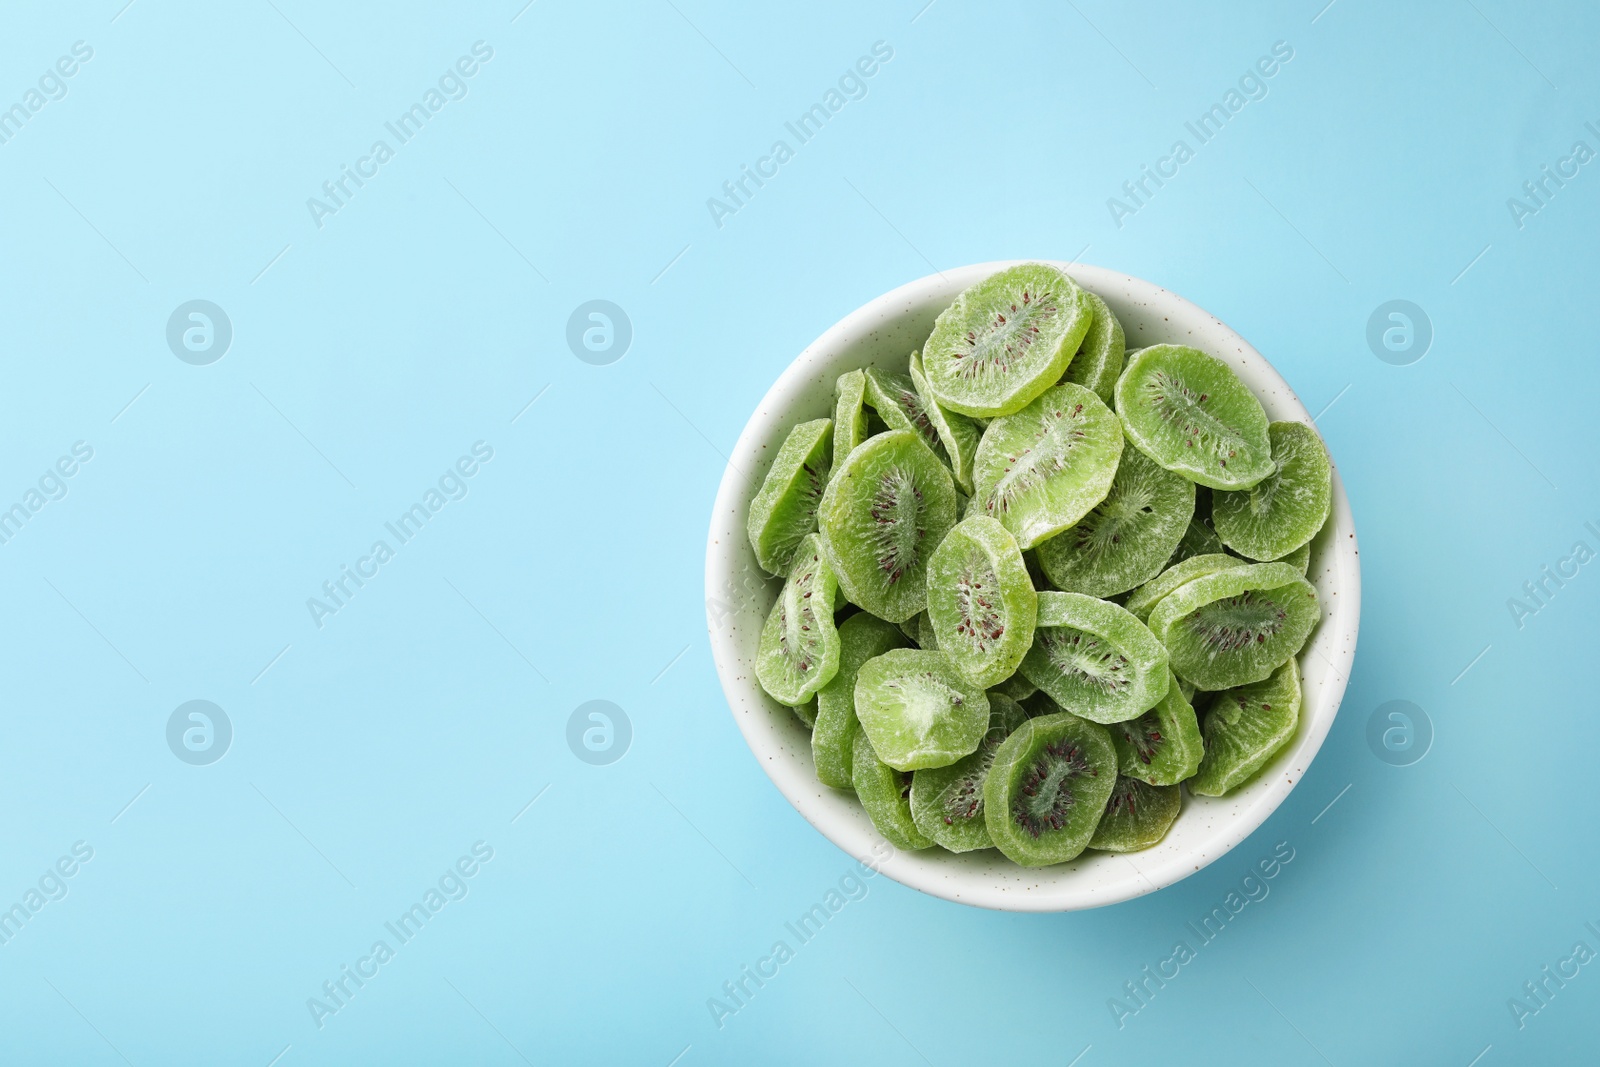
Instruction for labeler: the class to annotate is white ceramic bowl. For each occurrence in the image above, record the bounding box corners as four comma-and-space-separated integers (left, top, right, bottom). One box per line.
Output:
705, 261, 1360, 911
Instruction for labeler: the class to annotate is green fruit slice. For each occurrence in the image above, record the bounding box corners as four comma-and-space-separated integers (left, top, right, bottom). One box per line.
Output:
1089, 777, 1181, 852
926, 516, 1038, 688
1114, 344, 1274, 490
1108, 670, 1203, 786
754, 534, 841, 706
854, 649, 990, 770
1062, 289, 1125, 405
1124, 553, 1247, 622
863, 365, 949, 463
909, 693, 1029, 852
851, 730, 933, 850
819, 430, 959, 623
1034, 446, 1195, 597
1190, 658, 1301, 796
793, 700, 817, 728
1019, 591, 1170, 724
1275, 541, 1312, 575
983, 711, 1117, 866
833, 370, 870, 464
1168, 491, 1227, 566
990, 671, 1038, 702
1213, 421, 1333, 561
969, 382, 1124, 549
922, 263, 1093, 417
746, 418, 833, 576
813, 613, 908, 789
909, 349, 981, 493
1148, 562, 1319, 691
915, 610, 940, 651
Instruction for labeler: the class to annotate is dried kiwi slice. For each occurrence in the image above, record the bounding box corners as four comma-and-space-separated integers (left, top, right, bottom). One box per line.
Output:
1115, 344, 1274, 490
991, 671, 1038, 702
1124, 553, 1247, 622
1062, 289, 1125, 405
818, 430, 958, 623
754, 533, 841, 706
922, 263, 1093, 417
1190, 658, 1301, 796
909, 350, 981, 493
984, 711, 1117, 866
854, 649, 989, 770
1212, 421, 1332, 561
833, 370, 870, 465
909, 693, 1029, 852
793, 700, 817, 728
1034, 446, 1195, 597
863, 365, 948, 462
852, 730, 933, 850
1019, 592, 1170, 724
813, 613, 908, 789
1275, 541, 1311, 575
1108, 670, 1203, 786
1169, 487, 1227, 566
926, 516, 1038, 688
969, 382, 1124, 549
1148, 562, 1319, 691
746, 418, 833, 576
1089, 777, 1181, 852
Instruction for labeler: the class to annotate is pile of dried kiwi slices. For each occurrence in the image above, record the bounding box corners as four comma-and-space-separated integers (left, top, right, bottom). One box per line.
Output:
747, 263, 1332, 868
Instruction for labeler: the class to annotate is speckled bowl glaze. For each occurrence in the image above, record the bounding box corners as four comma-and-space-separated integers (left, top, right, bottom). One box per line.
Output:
706, 261, 1360, 911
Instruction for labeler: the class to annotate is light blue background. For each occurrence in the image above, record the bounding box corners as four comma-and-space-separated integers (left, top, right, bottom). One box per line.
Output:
0, 0, 1595, 1063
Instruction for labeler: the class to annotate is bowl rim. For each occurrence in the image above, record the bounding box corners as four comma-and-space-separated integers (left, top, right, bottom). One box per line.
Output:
705, 260, 1361, 912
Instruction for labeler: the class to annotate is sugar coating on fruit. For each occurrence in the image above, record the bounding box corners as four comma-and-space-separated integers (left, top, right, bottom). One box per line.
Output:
1116, 345, 1273, 490
923, 264, 1091, 416
970, 383, 1123, 548
746, 418, 833, 576
755, 534, 841, 706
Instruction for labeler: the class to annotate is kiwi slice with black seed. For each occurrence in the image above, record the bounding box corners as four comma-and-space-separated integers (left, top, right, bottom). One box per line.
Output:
1062, 289, 1125, 405
1035, 445, 1195, 597
812, 613, 907, 790
984, 711, 1117, 866
909, 693, 1029, 852
969, 382, 1124, 550
1189, 658, 1301, 797
926, 516, 1038, 688
1115, 344, 1274, 490
1148, 562, 1319, 691
833, 370, 870, 466
1124, 553, 1247, 623
909, 350, 981, 493
922, 263, 1094, 417
1108, 670, 1203, 786
1089, 777, 1181, 852
853, 649, 989, 771
755, 533, 842, 706
852, 730, 933, 850
1213, 421, 1332, 562
818, 430, 958, 624
746, 418, 833, 576
1019, 591, 1170, 724
862, 365, 949, 464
